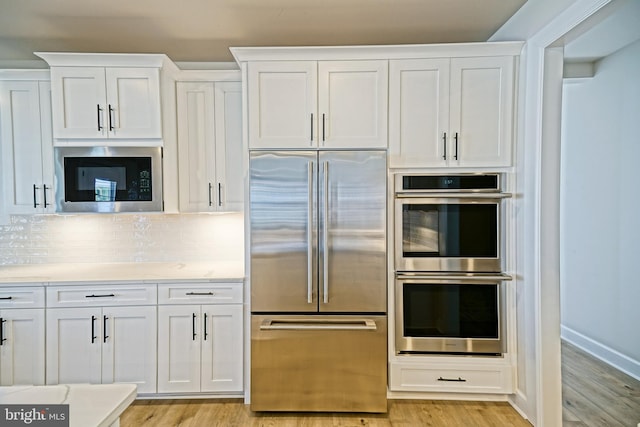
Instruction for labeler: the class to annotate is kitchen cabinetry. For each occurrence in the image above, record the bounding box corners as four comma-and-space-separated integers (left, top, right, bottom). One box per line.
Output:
35, 53, 168, 144
49, 67, 161, 140
176, 81, 243, 212
0, 286, 45, 386
0, 78, 54, 216
389, 359, 513, 394
389, 55, 515, 168
247, 60, 388, 149
157, 282, 243, 394
45, 284, 157, 394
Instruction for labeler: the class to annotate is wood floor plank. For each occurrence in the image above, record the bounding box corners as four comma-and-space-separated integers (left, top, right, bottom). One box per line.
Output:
122, 399, 531, 427
561, 341, 640, 427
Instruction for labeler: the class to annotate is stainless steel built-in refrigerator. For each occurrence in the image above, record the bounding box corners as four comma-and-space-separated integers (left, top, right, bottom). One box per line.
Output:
249, 150, 387, 413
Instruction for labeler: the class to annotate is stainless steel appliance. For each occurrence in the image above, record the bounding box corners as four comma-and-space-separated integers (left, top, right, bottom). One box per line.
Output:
395, 273, 507, 354
55, 146, 163, 213
394, 174, 511, 355
249, 150, 387, 413
395, 173, 508, 273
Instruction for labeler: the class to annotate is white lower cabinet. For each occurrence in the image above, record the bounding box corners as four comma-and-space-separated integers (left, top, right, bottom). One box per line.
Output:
389, 360, 513, 394
0, 308, 45, 386
45, 284, 157, 393
157, 283, 243, 394
0, 286, 45, 386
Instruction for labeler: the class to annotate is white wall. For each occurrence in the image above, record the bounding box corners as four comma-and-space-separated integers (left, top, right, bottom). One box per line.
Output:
560, 38, 640, 378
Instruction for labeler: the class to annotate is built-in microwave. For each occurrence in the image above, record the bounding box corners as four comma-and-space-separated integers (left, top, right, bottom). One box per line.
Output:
54, 147, 163, 213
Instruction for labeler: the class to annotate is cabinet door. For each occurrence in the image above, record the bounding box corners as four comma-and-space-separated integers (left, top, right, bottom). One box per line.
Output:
101, 306, 157, 394
0, 309, 45, 386
105, 68, 162, 139
50, 67, 106, 139
177, 81, 217, 212
0, 81, 53, 215
201, 304, 243, 392
214, 81, 244, 211
157, 305, 201, 393
248, 61, 317, 149
449, 56, 514, 167
46, 308, 102, 385
318, 61, 388, 149
389, 59, 450, 167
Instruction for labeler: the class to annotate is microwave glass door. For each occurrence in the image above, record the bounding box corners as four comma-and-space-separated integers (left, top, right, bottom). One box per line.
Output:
64, 157, 153, 202
402, 283, 499, 339
402, 203, 498, 258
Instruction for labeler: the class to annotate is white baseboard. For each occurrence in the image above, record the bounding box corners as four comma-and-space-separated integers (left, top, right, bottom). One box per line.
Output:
561, 325, 640, 381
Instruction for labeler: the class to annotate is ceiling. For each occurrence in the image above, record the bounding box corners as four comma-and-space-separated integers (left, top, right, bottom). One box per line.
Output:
0, 0, 527, 66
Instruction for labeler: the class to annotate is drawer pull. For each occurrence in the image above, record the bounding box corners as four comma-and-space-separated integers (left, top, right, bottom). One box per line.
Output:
185, 292, 214, 296
437, 376, 467, 382
0, 296, 13, 300
85, 294, 116, 298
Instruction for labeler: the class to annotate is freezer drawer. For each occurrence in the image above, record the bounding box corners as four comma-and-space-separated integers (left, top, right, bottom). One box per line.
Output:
250, 314, 387, 413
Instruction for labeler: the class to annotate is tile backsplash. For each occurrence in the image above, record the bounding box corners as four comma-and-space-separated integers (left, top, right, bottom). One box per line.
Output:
0, 213, 244, 265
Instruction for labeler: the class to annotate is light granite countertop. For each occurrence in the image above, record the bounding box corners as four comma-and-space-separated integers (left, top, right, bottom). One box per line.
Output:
0, 261, 244, 285
0, 383, 136, 427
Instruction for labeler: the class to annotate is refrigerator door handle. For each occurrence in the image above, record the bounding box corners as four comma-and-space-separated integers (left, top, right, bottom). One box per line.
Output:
322, 161, 329, 304
259, 318, 378, 331
307, 161, 314, 304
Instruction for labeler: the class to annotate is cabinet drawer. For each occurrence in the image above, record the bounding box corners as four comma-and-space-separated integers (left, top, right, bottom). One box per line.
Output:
46, 284, 157, 307
0, 286, 45, 308
389, 363, 513, 394
158, 282, 242, 305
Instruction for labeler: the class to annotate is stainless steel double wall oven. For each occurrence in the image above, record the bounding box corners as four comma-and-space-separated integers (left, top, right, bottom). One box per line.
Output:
394, 173, 511, 355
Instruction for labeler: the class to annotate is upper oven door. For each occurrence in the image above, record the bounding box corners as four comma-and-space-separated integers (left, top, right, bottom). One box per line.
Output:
395, 195, 503, 273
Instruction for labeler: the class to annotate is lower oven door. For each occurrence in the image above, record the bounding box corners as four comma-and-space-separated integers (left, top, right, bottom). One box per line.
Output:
395, 274, 507, 355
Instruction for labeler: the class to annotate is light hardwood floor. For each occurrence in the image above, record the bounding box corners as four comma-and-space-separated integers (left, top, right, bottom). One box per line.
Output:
121, 342, 640, 426
561, 341, 640, 427
121, 399, 531, 427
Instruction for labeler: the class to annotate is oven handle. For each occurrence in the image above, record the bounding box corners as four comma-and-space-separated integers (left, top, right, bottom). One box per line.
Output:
395, 192, 511, 199
396, 273, 512, 281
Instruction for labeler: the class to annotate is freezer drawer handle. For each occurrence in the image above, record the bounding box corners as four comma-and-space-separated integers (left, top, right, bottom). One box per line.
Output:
259, 318, 377, 331
437, 376, 467, 382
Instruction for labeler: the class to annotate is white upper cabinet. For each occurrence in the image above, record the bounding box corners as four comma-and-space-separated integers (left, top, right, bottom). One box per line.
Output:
177, 80, 243, 212
248, 61, 317, 149
318, 61, 388, 149
248, 60, 387, 149
50, 67, 161, 140
449, 56, 514, 168
36, 53, 169, 144
0, 79, 55, 217
389, 58, 451, 167
389, 55, 516, 168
